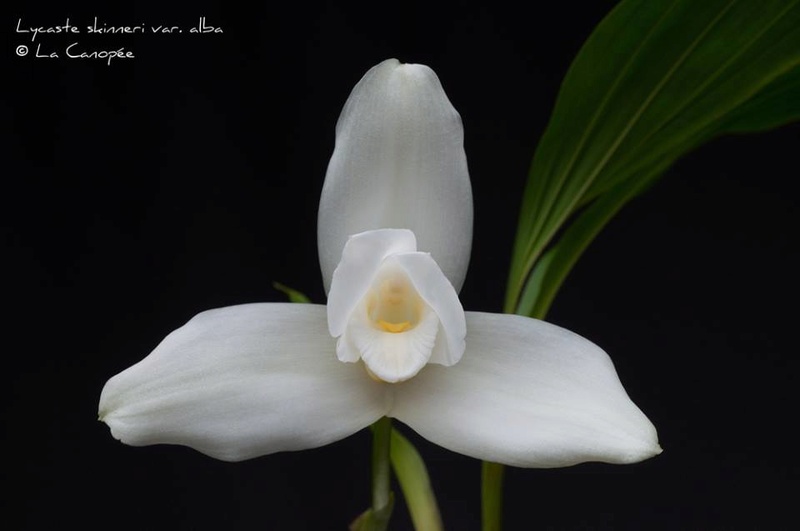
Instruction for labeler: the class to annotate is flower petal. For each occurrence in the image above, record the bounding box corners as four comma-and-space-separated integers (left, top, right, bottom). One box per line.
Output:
318, 58, 473, 294
391, 312, 661, 468
349, 302, 441, 383
327, 229, 417, 338
389, 252, 466, 366
99, 303, 389, 462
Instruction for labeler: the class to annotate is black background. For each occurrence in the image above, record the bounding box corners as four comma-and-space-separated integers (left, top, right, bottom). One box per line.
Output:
5, 1, 798, 529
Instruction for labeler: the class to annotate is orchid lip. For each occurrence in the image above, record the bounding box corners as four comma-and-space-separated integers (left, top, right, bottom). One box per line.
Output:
328, 229, 466, 384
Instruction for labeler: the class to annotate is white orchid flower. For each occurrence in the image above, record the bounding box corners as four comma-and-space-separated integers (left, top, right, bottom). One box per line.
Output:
99, 59, 661, 468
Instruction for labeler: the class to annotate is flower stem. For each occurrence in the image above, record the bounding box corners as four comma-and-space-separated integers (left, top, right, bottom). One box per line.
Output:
351, 418, 394, 531
371, 416, 393, 515
481, 461, 505, 531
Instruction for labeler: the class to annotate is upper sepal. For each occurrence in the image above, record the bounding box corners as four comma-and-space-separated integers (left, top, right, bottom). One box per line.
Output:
318, 58, 473, 294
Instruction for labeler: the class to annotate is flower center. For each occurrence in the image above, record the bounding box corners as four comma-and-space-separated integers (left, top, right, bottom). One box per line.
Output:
366, 269, 423, 333
326, 229, 467, 383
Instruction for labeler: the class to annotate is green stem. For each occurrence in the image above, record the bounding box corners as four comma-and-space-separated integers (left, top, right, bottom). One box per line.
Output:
481, 461, 505, 531
349, 418, 394, 531
371, 417, 393, 513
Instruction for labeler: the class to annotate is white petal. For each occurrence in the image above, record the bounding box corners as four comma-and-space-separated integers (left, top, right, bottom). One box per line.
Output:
348, 302, 440, 383
327, 229, 416, 337
99, 304, 388, 462
390, 252, 466, 366
318, 58, 473, 294
392, 312, 661, 468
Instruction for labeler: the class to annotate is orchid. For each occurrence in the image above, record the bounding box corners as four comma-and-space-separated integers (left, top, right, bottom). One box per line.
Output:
99, 58, 659, 483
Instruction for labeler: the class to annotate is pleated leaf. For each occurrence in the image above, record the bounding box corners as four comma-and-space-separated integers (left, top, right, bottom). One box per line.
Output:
506, 0, 800, 314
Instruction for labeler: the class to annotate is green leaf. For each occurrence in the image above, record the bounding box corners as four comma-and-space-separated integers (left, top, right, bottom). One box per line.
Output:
518, 156, 671, 320
506, 0, 800, 314
349, 493, 395, 531
716, 65, 800, 132
390, 429, 443, 531
493, 4, 800, 529
272, 282, 312, 304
